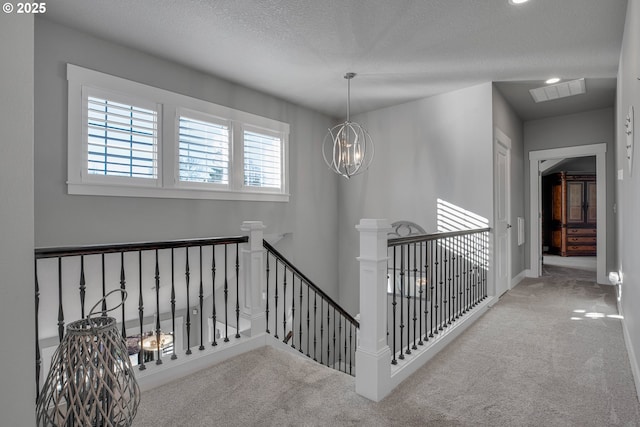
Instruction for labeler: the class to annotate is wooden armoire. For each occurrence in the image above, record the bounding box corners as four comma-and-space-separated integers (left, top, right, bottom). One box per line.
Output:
549, 172, 597, 256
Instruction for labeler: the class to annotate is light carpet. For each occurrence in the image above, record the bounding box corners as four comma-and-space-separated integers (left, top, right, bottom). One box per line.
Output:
135, 266, 640, 426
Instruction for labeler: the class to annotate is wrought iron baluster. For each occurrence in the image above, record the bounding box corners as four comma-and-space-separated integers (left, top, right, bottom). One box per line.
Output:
288, 267, 293, 347
283, 266, 288, 344
343, 316, 347, 373
319, 298, 323, 364
332, 306, 336, 369
435, 240, 441, 334
349, 322, 353, 375
199, 246, 205, 351
399, 245, 406, 358
484, 231, 489, 299
306, 283, 310, 357
473, 233, 479, 306
391, 247, 397, 365
299, 276, 303, 353
274, 259, 279, 339
418, 242, 424, 346
57, 257, 64, 342
35, 260, 41, 400
412, 242, 418, 350
101, 253, 107, 315
80, 256, 86, 319
223, 244, 229, 343
313, 291, 317, 361
443, 239, 450, 328
211, 246, 217, 347
338, 314, 342, 372
327, 303, 331, 367
425, 241, 431, 341
235, 243, 241, 339
265, 253, 270, 334
171, 249, 177, 359
185, 247, 192, 354
119, 253, 126, 337
155, 249, 162, 364
447, 237, 453, 326
138, 251, 146, 370
429, 240, 435, 339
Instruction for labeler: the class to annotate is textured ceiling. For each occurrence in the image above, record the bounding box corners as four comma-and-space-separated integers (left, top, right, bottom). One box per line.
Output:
43, 0, 628, 119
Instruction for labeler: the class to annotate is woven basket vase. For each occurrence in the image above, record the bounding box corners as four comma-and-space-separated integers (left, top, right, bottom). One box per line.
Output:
36, 316, 140, 427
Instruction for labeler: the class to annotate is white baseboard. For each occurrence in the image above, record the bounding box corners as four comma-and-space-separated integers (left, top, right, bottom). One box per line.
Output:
136, 333, 266, 392
511, 270, 529, 289
525, 269, 537, 278
618, 299, 640, 403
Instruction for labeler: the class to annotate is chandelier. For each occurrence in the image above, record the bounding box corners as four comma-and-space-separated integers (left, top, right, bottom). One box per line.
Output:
323, 72, 374, 178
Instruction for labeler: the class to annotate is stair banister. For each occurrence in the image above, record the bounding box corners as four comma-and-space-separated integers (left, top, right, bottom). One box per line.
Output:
240, 221, 267, 335
355, 218, 392, 401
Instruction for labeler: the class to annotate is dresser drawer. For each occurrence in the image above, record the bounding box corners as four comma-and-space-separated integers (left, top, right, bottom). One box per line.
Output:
567, 236, 596, 244
566, 245, 597, 254
567, 228, 596, 236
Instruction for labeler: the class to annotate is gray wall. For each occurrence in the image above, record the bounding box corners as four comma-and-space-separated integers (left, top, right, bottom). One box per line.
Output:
493, 85, 526, 280
34, 18, 340, 299
337, 83, 494, 313
523, 108, 616, 273
0, 13, 36, 425
616, 0, 640, 393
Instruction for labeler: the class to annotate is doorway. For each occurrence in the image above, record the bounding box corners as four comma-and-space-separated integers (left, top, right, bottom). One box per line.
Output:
540, 156, 597, 271
529, 144, 607, 284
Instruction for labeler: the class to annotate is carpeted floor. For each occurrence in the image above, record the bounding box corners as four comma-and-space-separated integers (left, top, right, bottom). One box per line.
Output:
135, 266, 640, 426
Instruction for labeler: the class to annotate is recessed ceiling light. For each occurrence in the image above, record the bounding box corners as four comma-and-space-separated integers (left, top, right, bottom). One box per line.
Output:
509, 0, 529, 4
546, 77, 561, 84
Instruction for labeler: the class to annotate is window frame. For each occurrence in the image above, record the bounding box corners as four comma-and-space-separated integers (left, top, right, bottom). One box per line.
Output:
241, 124, 287, 194
82, 87, 161, 187
67, 64, 290, 202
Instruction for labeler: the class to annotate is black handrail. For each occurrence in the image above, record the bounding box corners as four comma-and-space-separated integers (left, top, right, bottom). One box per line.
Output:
35, 236, 249, 259
388, 227, 491, 247
263, 240, 359, 328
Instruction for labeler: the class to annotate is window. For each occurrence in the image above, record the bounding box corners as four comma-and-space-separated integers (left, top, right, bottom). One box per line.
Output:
178, 113, 230, 186
87, 95, 158, 180
67, 64, 289, 202
244, 129, 282, 189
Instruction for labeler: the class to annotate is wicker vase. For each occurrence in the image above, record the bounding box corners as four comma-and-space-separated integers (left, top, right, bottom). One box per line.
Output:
36, 316, 140, 427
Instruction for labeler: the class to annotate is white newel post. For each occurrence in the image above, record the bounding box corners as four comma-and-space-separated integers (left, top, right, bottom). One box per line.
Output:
355, 218, 392, 402
241, 221, 267, 336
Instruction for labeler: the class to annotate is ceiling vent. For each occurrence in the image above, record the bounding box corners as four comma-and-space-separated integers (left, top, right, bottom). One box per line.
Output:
529, 78, 586, 103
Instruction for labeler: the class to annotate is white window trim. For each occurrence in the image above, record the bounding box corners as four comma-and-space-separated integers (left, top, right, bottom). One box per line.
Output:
67, 64, 290, 202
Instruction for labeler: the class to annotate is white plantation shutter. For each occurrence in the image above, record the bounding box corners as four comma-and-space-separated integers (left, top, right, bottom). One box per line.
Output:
87, 96, 158, 179
243, 130, 282, 189
178, 115, 229, 184
68, 64, 288, 201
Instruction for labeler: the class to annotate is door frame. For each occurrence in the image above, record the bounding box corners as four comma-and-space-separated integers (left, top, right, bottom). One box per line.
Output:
529, 143, 607, 284
494, 127, 512, 297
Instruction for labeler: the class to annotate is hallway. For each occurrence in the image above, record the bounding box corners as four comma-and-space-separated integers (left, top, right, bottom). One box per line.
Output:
136, 266, 640, 426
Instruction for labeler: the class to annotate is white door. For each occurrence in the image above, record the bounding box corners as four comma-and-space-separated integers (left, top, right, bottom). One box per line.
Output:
494, 129, 511, 297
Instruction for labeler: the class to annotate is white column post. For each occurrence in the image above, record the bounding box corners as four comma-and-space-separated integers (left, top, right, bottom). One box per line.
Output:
355, 218, 392, 401
241, 221, 267, 336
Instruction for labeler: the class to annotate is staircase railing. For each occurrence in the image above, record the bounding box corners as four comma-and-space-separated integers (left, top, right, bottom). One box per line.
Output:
386, 227, 490, 365
355, 219, 494, 401
263, 240, 359, 376
34, 235, 248, 398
